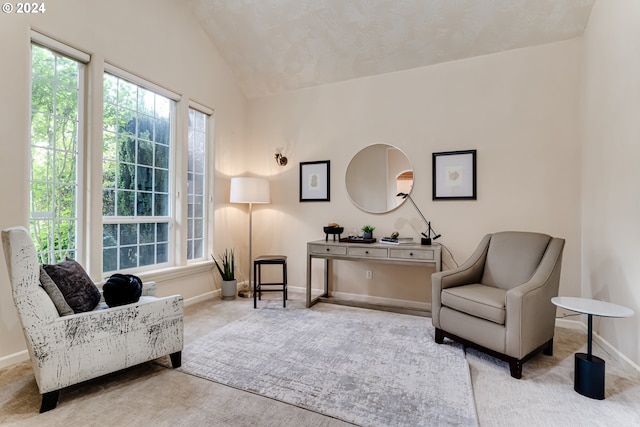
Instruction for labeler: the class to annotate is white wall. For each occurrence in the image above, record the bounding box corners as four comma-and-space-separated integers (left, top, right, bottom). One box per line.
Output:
581, 0, 640, 365
0, 0, 247, 365
245, 40, 582, 307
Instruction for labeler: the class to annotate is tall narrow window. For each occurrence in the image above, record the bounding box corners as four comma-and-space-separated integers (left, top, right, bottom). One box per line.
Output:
30, 44, 83, 264
102, 72, 174, 273
187, 108, 208, 260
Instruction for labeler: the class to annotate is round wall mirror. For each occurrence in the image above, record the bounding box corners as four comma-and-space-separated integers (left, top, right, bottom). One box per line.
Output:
345, 144, 414, 213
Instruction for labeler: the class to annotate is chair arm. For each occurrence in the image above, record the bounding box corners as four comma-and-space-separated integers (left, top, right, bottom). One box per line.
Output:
431, 234, 491, 327
505, 238, 565, 357
142, 281, 157, 296
29, 295, 183, 355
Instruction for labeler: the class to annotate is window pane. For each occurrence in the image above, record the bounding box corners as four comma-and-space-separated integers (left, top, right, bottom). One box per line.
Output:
120, 246, 137, 269
155, 144, 169, 168
155, 169, 168, 193
117, 190, 135, 216
103, 224, 117, 247
138, 140, 153, 166
137, 166, 153, 191
186, 108, 209, 260
137, 191, 153, 216
103, 189, 115, 216
30, 43, 81, 265
139, 244, 155, 266
102, 72, 173, 272
119, 223, 137, 245
154, 194, 168, 216
103, 248, 118, 272
157, 243, 168, 263
140, 223, 155, 244
157, 223, 168, 242
118, 163, 135, 190
118, 134, 136, 163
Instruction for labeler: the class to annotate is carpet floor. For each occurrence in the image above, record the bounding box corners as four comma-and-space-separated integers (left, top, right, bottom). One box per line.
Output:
1, 293, 640, 426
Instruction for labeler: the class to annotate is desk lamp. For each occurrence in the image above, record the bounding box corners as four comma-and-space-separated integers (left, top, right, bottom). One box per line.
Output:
397, 192, 441, 245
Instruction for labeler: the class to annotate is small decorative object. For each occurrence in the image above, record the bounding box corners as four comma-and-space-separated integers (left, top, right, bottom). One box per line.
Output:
324, 222, 344, 241
300, 160, 330, 202
433, 150, 477, 200
213, 249, 237, 301
361, 225, 375, 240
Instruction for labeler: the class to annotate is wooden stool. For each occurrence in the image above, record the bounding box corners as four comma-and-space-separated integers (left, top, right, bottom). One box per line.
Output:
253, 255, 287, 308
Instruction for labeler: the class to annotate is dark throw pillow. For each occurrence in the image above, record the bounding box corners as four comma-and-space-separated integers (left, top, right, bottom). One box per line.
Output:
42, 259, 101, 313
102, 274, 143, 308
39, 265, 75, 316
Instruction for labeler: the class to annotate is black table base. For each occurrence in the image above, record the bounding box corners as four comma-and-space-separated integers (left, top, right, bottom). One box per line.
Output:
574, 352, 605, 400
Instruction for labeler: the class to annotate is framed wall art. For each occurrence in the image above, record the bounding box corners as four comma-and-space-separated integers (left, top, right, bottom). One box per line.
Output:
432, 150, 476, 200
300, 160, 330, 202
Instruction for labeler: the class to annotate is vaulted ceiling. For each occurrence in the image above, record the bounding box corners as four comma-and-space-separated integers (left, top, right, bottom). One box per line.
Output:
190, 0, 595, 98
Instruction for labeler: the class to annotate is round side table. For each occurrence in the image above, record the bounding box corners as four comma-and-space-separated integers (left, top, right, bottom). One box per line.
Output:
552, 296, 633, 400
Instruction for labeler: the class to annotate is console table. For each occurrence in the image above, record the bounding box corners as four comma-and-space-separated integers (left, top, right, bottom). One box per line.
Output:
306, 240, 441, 316
551, 296, 634, 400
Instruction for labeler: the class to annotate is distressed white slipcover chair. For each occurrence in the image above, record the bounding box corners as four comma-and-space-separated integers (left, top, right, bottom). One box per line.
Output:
431, 231, 565, 379
2, 226, 184, 412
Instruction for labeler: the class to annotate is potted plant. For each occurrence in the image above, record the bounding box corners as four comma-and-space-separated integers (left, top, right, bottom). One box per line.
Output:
213, 249, 237, 300
361, 225, 376, 239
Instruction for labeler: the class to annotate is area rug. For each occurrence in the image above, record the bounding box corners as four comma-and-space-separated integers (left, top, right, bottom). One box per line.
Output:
174, 306, 478, 426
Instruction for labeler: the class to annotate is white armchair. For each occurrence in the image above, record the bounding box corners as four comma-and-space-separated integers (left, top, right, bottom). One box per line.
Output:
2, 226, 184, 412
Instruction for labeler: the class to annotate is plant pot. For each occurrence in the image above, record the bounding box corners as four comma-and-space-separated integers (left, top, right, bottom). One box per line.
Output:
221, 279, 237, 300
363, 231, 373, 239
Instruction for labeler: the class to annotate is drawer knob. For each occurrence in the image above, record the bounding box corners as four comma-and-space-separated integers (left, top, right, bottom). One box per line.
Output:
409, 252, 414, 256
365, 251, 369, 254
326, 248, 330, 252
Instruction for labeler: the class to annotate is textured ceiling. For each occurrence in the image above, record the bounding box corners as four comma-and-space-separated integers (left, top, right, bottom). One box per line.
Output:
191, 0, 594, 98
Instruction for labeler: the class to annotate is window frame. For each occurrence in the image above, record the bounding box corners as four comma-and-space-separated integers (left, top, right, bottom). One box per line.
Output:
101, 67, 180, 274
28, 33, 89, 265
186, 104, 212, 262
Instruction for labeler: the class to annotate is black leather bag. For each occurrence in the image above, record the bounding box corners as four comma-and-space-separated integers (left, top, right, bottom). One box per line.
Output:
103, 274, 143, 307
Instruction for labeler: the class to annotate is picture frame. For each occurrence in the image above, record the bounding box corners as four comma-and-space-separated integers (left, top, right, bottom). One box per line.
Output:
300, 160, 330, 202
432, 150, 477, 200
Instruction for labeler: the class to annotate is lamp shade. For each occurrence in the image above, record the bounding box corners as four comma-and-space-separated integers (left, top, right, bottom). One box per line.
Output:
230, 177, 270, 204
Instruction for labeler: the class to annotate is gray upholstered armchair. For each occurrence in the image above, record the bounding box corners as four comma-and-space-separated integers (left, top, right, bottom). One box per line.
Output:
2, 226, 184, 412
431, 231, 565, 379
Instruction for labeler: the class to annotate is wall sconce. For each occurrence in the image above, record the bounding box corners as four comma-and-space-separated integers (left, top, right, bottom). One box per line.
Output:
275, 151, 288, 166
397, 192, 441, 245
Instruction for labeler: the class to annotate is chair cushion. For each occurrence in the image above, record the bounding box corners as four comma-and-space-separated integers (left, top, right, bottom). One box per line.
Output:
42, 259, 101, 313
441, 284, 507, 325
481, 232, 551, 289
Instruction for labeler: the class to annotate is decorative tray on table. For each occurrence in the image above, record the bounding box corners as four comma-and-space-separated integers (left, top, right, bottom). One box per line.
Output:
339, 237, 376, 244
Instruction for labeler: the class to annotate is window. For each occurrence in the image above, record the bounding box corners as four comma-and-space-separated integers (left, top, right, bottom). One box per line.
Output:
102, 72, 174, 273
29, 43, 84, 264
187, 108, 209, 260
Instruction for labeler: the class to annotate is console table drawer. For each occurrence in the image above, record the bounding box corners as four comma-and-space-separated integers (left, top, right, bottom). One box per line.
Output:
309, 244, 348, 256
347, 247, 388, 258
389, 248, 435, 261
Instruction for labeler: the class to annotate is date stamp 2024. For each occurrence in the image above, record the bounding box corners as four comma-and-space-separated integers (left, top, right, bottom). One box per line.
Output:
2, 2, 46, 14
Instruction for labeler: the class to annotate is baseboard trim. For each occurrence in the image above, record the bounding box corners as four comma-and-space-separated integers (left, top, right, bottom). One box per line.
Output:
327, 291, 431, 312
183, 290, 217, 307
0, 349, 29, 369
556, 318, 640, 374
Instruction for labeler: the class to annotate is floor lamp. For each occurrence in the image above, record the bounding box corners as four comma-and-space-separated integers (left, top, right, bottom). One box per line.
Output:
230, 177, 271, 298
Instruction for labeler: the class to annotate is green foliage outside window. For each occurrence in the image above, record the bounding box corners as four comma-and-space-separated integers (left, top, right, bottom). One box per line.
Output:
30, 44, 80, 264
